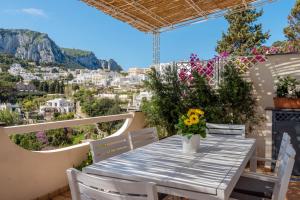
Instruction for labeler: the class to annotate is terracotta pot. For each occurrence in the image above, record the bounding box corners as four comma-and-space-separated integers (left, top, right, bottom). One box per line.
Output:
273, 97, 300, 109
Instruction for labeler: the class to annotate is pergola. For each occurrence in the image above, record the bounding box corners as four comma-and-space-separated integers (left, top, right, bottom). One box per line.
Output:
81, 0, 276, 64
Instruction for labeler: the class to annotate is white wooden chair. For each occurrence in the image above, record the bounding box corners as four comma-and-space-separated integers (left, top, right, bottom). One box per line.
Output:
253, 132, 291, 174
206, 123, 246, 137
231, 144, 296, 200
90, 135, 131, 163
67, 168, 159, 200
128, 127, 159, 149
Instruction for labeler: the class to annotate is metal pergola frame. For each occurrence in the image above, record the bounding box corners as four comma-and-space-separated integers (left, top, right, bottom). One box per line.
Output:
82, 0, 277, 64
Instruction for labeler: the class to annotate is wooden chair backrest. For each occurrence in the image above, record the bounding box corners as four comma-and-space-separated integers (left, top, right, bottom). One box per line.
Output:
129, 127, 159, 149
90, 135, 131, 163
206, 123, 246, 137
275, 132, 291, 174
272, 144, 296, 200
67, 168, 158, 200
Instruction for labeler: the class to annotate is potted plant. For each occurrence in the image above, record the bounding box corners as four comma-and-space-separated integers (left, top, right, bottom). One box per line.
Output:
274, 76, 300, 109
176, 108, 207, 153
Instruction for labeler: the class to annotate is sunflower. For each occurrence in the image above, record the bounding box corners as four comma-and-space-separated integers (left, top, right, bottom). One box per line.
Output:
189, 114, 199, 124
194, 109, 204, 116
184, 119, 193, 126
187, 109, 196, 116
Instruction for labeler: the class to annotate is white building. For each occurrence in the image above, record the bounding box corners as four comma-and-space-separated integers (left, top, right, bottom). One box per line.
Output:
129, 91, 152, 110
8, 63, 41, 82
0, 103, 21, 113
39, 98, 74, 114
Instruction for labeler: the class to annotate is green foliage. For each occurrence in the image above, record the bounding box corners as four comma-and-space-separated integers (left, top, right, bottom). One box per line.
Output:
54, 112, 75, 121
284, 0, 300, 49
276, 76, 300, 98
0, 53, 31, 69
143, 62, 259, 136
66, 73, 74, 81
22, 99, 38, 112
10, 133, 42, 151
0, 80, 17, 103
176, 109, 206, 139
144, 66, 184, 135
75, 151, 93, 171
37, 80, 65, 94
61, 48, 92, 57
46, 128, 72, 146
216, 62, 257, 124
0, 110, 21, 125
216, 7, 270, 55
75, 89, 123, 136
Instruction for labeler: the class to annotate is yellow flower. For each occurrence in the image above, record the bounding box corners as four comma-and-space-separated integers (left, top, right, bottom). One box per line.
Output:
184, 119, 193, 126
189, 114, 199, 124
187, 109, 196, 116
195, 109, 204, 116
187, 108, 204, 116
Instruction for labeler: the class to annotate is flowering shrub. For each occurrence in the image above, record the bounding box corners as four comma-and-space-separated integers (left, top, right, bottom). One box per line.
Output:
36, 131, 48, 144
179, 53, 230, 83
176, 108, 207, 139
252, 42, 299, 55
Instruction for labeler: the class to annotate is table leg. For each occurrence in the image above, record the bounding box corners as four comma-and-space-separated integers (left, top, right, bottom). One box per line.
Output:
249, 143, 257, 172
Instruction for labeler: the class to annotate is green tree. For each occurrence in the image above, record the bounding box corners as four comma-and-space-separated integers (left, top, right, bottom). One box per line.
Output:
54, 80, 60, 93
0, 110, 21, 126
30, 79, 41, 89
0, 81, 17, 103
66, 73, 74, 81
216, 7, 270, 55
284, 0, 300, 48
49, 81, 56, 93
143, 66, 184, 135
216, 62, 257, 124
22, 99, 37, 112
59, 81, 65, 94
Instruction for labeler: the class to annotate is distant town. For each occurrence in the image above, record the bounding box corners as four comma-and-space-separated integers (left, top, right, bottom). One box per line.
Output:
0, 55, 173, 125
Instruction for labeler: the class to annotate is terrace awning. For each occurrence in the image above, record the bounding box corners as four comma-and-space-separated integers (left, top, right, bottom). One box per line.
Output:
81, 0, 274, 33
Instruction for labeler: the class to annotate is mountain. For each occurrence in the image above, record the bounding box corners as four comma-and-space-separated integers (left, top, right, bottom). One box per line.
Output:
0, 28, 64, 63
61, 48, 100, 69
0, 28, 123, 71
99, 59, 123, 72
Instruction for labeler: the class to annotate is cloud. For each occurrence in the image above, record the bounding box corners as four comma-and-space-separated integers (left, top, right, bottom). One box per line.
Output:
3, 8, 47, 18
20, 8, 47, 17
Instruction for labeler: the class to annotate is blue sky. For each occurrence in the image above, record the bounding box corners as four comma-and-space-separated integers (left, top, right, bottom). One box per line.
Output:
0, 0, 296, 70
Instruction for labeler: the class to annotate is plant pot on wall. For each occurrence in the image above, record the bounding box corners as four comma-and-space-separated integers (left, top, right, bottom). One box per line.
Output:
273, 97, 300, 109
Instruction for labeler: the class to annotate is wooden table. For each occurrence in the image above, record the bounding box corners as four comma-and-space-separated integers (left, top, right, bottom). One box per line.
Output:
84, 135, 256, 200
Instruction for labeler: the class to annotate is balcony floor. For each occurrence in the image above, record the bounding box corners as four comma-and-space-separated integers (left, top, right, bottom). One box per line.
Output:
50, 181, 300, 200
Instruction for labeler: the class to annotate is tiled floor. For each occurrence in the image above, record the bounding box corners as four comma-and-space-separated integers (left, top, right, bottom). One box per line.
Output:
286, 181, 300, 200
51, 181, 300, 200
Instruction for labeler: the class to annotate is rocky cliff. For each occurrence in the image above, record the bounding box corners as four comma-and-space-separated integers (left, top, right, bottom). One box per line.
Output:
0, 29, 123, 71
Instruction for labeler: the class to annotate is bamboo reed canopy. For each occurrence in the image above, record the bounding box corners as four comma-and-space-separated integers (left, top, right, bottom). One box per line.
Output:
81, 0, 275, 33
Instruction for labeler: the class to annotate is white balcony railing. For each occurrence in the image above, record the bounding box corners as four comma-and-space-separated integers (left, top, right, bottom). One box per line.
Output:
0, 112, 146, 200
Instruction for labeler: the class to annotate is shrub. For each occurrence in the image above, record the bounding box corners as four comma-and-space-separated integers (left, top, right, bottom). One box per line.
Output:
0, 110, 21, 126
143, 59, 259, 136
10, 133, 42, 151
143, 65, 185, 136
46, 128, 72, 146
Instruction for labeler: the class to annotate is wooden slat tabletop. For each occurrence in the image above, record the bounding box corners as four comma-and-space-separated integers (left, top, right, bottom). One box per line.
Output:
83, 135, 256, 199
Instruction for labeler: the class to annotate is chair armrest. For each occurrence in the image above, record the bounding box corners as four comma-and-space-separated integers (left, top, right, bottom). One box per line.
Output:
242, 172, 279, 183
256, 157, 277, 163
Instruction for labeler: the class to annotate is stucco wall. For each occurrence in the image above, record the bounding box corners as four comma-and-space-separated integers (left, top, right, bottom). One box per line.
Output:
246, 53, 300, 158
0, 112, 146, 200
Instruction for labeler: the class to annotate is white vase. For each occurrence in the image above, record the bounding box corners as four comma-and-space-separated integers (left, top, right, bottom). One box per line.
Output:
182, 134, 200, 154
